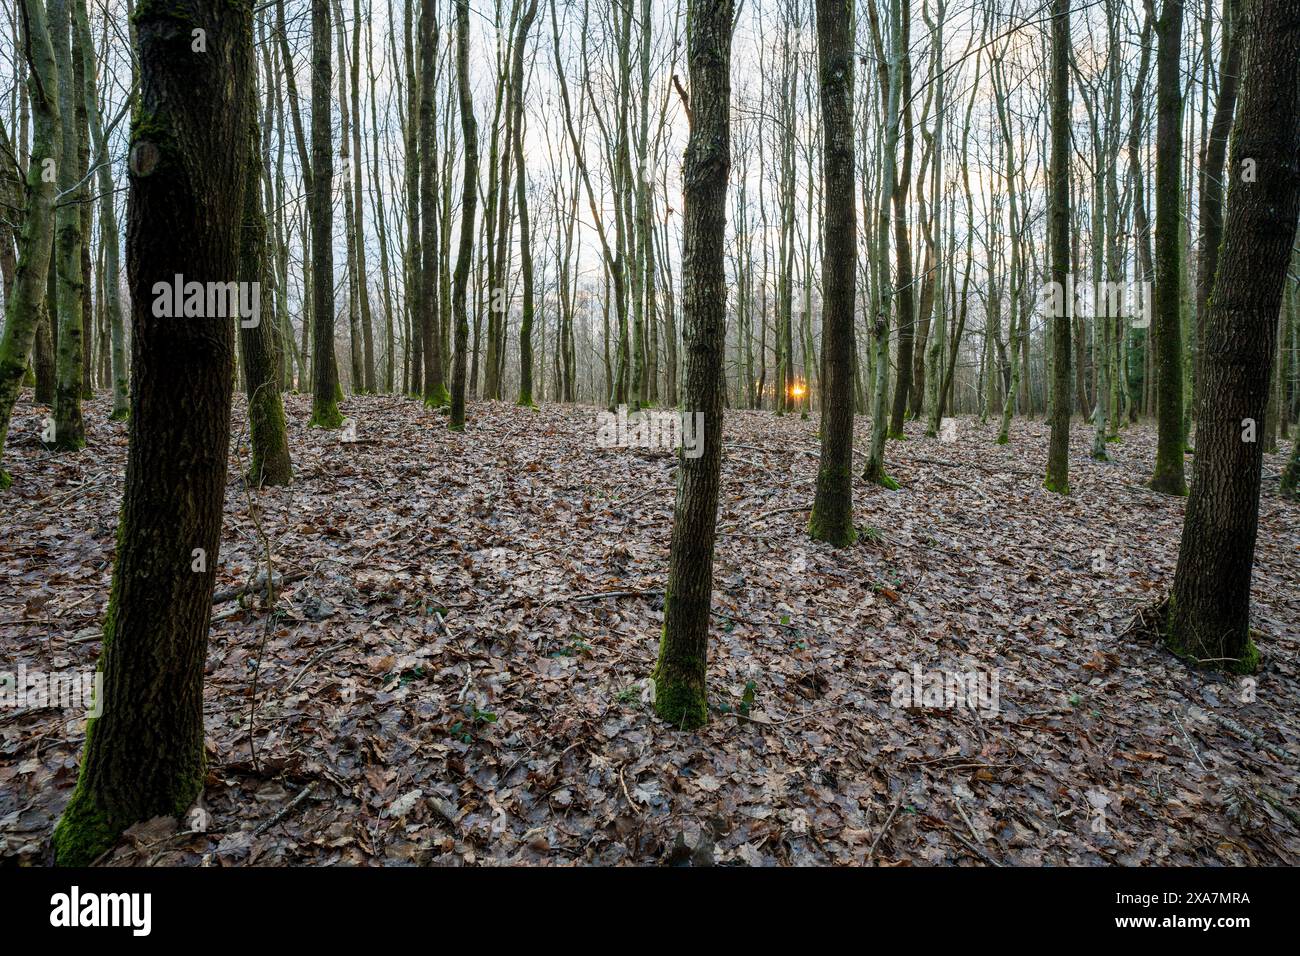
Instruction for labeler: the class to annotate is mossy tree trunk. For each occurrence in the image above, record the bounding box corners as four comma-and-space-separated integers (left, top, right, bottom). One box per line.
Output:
53, 0, 253, 866
449, 0, 477, 431
1044, 0, 1072, 494
1164, 0, 1300, 672
1149, 0, 1187, 494
35, 282, 57, 404
75, 0, 128, 421
0, 118, 20, 304
239, 83, 293, 488
50, 0, 86, 451
72, 10, 93, 403
0, 0, 62, 489
808, 0, 857, 549
861, 0, 899, 489
309, 0, 342, 428
652, 0, 732, 730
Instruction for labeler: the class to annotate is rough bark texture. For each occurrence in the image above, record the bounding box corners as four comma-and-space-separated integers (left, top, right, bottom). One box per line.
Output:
309, 0, 342, 427
1150, 0, 1187, 494
653, 0, 732, 730
1044, 0, 1072, 494
1193, 0, 1243, 409
0, 0, 61, 488
808, 0, 857, 548
449, 0, 477, 430
1165, 0, 1300, 672
239, 94, 293, 487
50, 0, 86, 450
53, 0, 252, 865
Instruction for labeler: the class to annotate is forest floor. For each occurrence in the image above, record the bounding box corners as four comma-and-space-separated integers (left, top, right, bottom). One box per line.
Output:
1, 390, 1298, 866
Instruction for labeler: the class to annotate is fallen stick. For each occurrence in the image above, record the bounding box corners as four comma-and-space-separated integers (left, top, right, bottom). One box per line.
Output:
1209, 711, 1300, 766
552, 588, 661, 605
867, 790, 905, 863
282, 639, 352, 695
253, 784, 315, 836
212, 571, 309, 605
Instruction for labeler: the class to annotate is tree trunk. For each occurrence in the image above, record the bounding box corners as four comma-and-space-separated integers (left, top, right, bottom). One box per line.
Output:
240, 85, 293, 488
352, 0, 376, 393
1150, 0, 1187, 494
1044, 0, 1072, 494
50, 0, 86, 450
513, 1, 539, 407
809, 0, 857, 548
0, 0, 62, 488
53, 0, 252, 865
75, 0, 128, 420
309, 0, 342, 427
418, 0, 447, 407
652, 0, 732, 730
1164, 0, 1300, 671
449, 0, 477, 430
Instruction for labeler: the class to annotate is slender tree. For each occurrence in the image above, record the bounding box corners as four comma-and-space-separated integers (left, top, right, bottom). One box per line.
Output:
652, 0, 733, 729
50, 0, 86, 450
309, 0, 343, 426
0, 0, 62, 488
513, 0, 539, 407
1149, 0, 1187, 494
418, 0, 448, 407
352, 0, 376, 392
449, 0, 477, 429
75, 0, 127, 420
1193, 0, 1243, 401
240, 82, 293, 487
1044, 0, 1072, 494
886, 1, 915, 440
809, 0, 857, 548
862, 0, 900, 489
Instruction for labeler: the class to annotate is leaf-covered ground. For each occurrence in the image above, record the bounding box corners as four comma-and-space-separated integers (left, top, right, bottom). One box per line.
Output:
2, 392, 1298, 866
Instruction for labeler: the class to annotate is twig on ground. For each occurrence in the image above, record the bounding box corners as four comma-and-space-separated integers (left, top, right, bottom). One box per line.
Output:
253, 784, 315, 836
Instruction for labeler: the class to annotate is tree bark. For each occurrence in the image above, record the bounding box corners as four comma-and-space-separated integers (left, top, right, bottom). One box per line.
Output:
50, 0, 86, 450
309, 0, 343, 427
240, 82, 293, 487
1044, 0, 1072, 494
809, 0, 857, 548
0, 0, 62, 488
53, 0, 252, 865
513, 1, 539, 407
1150, 0, 1187, 494
418, 0, 447, 407
449, 0, 477, 430
1164, 0, 1300, 672
653, 0, 732, 730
